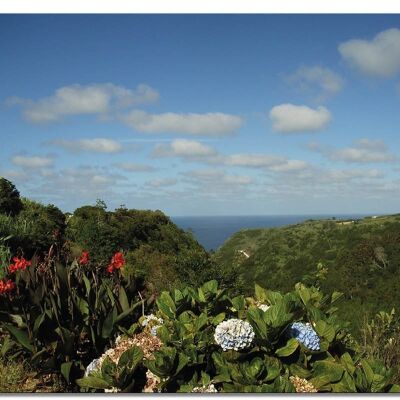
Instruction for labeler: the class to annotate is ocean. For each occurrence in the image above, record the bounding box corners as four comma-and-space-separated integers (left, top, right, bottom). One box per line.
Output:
171, 214, 370, 251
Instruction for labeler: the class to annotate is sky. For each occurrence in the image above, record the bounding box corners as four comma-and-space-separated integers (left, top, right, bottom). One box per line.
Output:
1, 14, 400, 216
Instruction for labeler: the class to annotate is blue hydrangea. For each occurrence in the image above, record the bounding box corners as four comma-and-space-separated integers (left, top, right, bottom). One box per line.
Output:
214, 319, 255, 351
288, 322, 320, 351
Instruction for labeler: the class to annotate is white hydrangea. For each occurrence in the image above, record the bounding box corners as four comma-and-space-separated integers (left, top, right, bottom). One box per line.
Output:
192, 383, 218, 393
142, 314, 164, 336
258, 303, 270, 312
104, 387, 120, 393
214, 319, 255, 351
141, 314, 164, 327
84, 357, 103, 377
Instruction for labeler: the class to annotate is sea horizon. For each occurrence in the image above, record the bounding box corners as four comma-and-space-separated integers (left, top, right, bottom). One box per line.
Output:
171, 213, 375, 251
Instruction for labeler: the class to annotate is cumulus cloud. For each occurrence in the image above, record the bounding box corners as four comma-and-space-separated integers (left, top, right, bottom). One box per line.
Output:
223, 154, 285, 168
50, 138, 122, 153
122, 110, 243, 136
269, 104, 331, 133
153, 139, 217, 158
287, 65, 344, 99
7, 83, 159, 123
338, 28, 400, 77
11, 155, 54, 168
329, 139, 396, 163
146, 178, 177, 188
114, 162, 156, 172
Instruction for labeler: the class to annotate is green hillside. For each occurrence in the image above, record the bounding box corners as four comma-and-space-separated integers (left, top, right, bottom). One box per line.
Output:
213, 215, 400, 334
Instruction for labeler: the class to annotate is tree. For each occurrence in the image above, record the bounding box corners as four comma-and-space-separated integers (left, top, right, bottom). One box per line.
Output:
0, 177, 23, 216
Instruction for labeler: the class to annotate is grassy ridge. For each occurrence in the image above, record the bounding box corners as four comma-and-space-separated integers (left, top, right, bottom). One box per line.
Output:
213, 214, 400, 334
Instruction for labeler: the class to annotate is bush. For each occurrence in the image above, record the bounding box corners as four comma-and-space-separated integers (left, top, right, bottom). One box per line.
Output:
80, 280, 400, 393
0, 178, 23, 216
0, 248, 147, 389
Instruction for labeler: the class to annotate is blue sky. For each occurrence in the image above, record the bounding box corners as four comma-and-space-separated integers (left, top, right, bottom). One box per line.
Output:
1, 14, 400, 216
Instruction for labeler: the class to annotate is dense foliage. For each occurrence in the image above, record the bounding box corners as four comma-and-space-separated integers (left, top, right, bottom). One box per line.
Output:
214, 216, 400, 333
0, 178, 23, 217
78, 280, 400, 393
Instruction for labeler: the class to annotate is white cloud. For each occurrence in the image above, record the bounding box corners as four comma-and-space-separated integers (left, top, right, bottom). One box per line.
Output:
7, 83, 159, 123
114, 162, 156, 172
269, 160, 310, 172
122, 110, 243, 136
287, 65, 344, 98
269, 103, 331, 133
11, 155, 54, 168
51, 138, 122, 153
146, 178, 177, 188
338, 28, 400, 77
223, 154, 286, 168
153, 139, 217, 158
330, 139, 396, 163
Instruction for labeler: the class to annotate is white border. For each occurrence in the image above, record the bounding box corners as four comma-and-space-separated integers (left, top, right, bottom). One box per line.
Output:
1, 0, 400, 14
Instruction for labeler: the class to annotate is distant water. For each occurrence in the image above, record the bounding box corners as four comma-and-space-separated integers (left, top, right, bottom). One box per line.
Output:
172, 214, 370, 251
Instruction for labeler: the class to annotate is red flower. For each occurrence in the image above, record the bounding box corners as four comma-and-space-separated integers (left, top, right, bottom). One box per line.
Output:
79, 251, 90, 266
8, 257, 31, 274
0, 279, 15, 296
107, 251, 125, 273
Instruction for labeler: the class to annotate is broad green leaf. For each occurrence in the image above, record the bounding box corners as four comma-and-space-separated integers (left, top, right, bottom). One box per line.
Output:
76, 376, 110, 389
313, 360, 345, 383
118, 345, 143, 370
4, 324, 34, 352
102, 306, 117, 338
9, 314, 26, 329
61, 361, 73, 383
212, 312, 225, 326
231, 295, 246, 311
201, 280, 218, 294
82, 274, 91, 297
33, 313, 46, 334
315, 320, 335, 343
118, 286, 129, 312
275, 338, 299, 357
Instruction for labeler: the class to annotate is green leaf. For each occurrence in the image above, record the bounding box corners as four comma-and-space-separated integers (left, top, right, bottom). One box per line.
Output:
82, 274, 91, 297
118, 286, 129, 313
33, 313, 46, 334
9, 314, 26, 329
76, 376, 111, 389
156, 292, 176, 318
231, 295, 246, 311
275, 338, 299, 357
340, 352, 355, 375
102, 306, 117, 338
212, 312, 225, 326
115, 300, 141, 323
195, 313, 208, 331
201, 280, 218, 294
61, 361, 73, 383
389, 384, 400, 393
331, 291, 344, 304
289, 363, 311, 379
313, 360, 345, 383
4, 324, 34, 352
315, 320, 335, 343
78, 297, 89, 317
118, 345, 143, 370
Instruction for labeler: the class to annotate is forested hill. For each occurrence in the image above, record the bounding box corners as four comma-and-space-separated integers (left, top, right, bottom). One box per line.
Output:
213, 214, 400, 333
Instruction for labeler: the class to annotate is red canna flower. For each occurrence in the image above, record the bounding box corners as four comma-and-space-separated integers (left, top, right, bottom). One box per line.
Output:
8, 257, 31, 273
0, 279, 15, 296
107, 251, 125, 273
79, 251, 90, 266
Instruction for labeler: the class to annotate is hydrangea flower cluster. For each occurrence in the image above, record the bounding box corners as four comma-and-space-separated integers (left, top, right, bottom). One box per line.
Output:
192, 383, 218, 393
288, 322, 320, 351
84, 357, 103, 377
141, 314, 164, 336
214, 319, 255, 351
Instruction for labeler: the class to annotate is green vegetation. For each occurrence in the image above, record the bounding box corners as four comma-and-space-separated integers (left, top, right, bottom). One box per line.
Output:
78, 280, 399, 393
0, 177, 400, 392
214, 215, 400, 334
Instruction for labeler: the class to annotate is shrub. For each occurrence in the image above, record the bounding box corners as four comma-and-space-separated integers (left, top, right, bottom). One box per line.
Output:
0, 248, 147, 388
80, 280, 400, 393
0, 178, 23, 217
